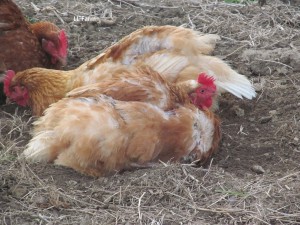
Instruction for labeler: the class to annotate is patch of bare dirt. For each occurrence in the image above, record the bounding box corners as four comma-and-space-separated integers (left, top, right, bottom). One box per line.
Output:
1, 0, 299, 224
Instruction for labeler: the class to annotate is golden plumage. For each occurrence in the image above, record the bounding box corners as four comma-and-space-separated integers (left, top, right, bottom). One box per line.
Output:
5, 25, 255, 115
24, 66, 221, 177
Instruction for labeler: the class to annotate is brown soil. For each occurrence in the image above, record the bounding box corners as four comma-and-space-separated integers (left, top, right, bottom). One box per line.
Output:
1, 0, 299, 224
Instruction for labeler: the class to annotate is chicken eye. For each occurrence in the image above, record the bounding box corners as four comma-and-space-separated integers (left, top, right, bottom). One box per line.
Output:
200, 89, 205, 93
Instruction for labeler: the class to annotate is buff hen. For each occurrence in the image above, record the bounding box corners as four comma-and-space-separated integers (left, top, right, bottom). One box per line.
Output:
24, 67, 220, 177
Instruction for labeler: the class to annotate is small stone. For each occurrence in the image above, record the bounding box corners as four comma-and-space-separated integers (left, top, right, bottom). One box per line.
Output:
251, 165, 265, 174
34, 195, 48, 205
231, 105, 245, 117
269, 110, 277, 116
294, 137, 299, 142
10, 185, 28, 198
228, 196, 237, 205
254, 83, 263, 92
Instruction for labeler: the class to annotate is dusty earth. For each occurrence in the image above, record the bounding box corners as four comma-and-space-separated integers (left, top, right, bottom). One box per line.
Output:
1, 0, 300, 224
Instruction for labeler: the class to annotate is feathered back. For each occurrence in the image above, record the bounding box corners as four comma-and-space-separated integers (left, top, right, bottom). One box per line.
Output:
24, 93, 221, 177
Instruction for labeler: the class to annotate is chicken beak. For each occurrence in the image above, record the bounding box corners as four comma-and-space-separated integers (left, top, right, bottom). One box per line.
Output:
58, 57, 67, 67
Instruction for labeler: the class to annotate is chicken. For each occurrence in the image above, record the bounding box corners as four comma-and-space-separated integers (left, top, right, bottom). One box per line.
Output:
0, 0, 68, 71
29, 21, 68, 67
3, 25, 255, 116
4, 65, 214, 115
23, 69, 221, 177
80, 25, 255, 100
66, 68, 216, 111
0, 0, 68, 103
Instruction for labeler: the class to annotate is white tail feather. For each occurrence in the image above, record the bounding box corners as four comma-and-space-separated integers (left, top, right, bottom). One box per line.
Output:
145, 52, 256, 99
215, 73, 256, 99
195, 55, 256, 100
23, 131, 55, 162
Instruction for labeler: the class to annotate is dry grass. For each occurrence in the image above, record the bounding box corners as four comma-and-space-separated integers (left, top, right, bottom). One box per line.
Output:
1, 135, 300, 224
1, 0, 300, 224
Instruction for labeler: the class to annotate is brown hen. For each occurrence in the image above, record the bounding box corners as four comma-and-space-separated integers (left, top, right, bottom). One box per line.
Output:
0, 0, 68, 103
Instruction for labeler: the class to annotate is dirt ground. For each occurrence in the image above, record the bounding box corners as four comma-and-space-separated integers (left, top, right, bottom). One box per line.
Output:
1, 0, 300, 224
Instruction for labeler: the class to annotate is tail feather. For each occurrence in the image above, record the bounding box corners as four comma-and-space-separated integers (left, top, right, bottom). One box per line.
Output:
194, 55, 256, 100
215, 74, 256, 99
23, 131, 56, 162
142, 52, 256, 100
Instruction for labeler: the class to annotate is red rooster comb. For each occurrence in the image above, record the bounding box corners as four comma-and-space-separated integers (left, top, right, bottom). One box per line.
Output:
197, 72, 216, 89
3, 70, 15, 96
59, 30, 68, 56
